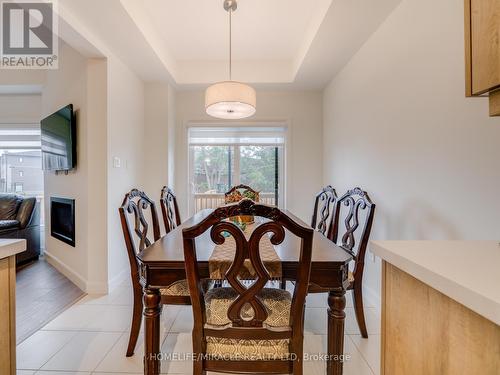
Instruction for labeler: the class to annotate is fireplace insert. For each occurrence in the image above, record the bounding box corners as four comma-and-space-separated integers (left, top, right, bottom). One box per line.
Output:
50, 197, 75, 247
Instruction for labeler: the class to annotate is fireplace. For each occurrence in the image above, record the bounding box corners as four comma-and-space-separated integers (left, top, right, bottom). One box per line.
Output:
50, 197, 75, 247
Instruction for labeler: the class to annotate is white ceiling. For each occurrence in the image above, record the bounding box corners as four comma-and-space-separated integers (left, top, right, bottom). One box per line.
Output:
142, 0, 331, 61
56, 0, 403, 89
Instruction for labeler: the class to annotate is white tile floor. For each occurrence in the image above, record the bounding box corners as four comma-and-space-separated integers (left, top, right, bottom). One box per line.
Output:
17, 279, 381, 375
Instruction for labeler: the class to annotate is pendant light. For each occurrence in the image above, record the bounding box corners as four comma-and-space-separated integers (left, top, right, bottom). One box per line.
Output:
205, 0, 256, 119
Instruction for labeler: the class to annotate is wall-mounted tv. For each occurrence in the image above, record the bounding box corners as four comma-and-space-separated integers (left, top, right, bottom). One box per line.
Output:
41, 104, 76, 171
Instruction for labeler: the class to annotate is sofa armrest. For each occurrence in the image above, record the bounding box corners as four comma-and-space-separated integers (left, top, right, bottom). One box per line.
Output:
16, 197, 37, 229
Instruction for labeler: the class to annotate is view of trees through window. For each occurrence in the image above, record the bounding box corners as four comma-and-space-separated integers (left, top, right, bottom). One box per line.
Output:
239, 146, 277, 193
189, 126, 285, 213
192, 146, 232, 194
192, 145, 279, 194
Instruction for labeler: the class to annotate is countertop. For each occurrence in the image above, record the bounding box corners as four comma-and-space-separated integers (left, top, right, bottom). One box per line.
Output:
370, 240, 500, 326
0, 239, 26, 260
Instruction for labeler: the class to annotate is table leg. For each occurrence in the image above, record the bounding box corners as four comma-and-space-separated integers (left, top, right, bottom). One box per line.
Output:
327, 289, 346, 375
143, 287, 162, 375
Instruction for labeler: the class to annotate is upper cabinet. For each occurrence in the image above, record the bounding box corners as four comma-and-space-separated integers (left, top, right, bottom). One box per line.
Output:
465, 0, 500, 116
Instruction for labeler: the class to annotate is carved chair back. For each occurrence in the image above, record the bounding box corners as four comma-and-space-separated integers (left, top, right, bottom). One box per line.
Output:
160, 186, 181, 234
182, 199, 313, 356
332, 187, 375, 281
224, 184, 260, 203
119, 189, 161, 277
311, 185, 338, 240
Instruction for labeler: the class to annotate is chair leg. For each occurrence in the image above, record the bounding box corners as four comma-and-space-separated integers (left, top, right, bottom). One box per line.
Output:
126, 284, 143, 357
192, 354, 205, 375
280, 278, 287, 290
352, 284, 368, 338
292, 340, 303, 375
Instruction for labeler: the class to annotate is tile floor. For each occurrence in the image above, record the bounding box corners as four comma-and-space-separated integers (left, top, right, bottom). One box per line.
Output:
17, 279, 381, 375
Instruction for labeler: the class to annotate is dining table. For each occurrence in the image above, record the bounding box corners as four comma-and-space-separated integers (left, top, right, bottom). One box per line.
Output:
136, 209, 352, 375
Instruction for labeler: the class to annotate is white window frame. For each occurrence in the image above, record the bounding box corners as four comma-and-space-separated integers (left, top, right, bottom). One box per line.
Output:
186, 122, 288, 215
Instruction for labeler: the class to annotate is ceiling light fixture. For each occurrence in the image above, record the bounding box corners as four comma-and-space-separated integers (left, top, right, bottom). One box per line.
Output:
205, 0, 256, 120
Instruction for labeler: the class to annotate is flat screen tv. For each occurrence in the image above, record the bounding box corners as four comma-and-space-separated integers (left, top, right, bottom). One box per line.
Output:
41, 104, 76, 171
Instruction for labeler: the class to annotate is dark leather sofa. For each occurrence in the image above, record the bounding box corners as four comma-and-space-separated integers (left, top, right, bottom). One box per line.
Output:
0, 194, 41, 265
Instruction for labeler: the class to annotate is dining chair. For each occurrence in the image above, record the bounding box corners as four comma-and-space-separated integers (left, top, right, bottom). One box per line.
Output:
119, 189, 191, 357
310, 185, 338, 239
160, 186, 181, 234
224, 184, 260, 203
331, 187, 375, 338
285, 185, 338, 292
183, 199, 314, 375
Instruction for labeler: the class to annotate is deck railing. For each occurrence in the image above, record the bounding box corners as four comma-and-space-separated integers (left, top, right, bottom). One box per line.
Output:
193, 192, 276, 213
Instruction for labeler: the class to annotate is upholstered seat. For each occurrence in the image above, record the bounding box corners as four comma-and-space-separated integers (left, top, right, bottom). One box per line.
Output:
0, 194, 40, 265
348, 271, 354, 283
205, 287, 291, 327
204, 287, 291, 360
0, 220, 20, 230
160, 279, 190, 296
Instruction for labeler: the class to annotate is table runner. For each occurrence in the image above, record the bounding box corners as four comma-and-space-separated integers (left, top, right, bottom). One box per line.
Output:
208, 222, 282, 280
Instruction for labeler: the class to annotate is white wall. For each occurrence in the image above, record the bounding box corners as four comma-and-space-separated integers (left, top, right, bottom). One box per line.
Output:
167, 85, 176, 189
0, 70, 45, 87
143, 84, 169, 201
42, 42, 108, 293
42, 42, 149, 292
86, 59, 108, 291
0, 95, 41, 123
142, 83, 177, 235
175, 90, 323, 222
323, 0, 500, 305
106, 56, 146, 286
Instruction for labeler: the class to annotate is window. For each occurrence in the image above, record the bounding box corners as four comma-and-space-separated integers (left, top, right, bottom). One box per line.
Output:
0, 125, 43, 196
188, 126, 286, 214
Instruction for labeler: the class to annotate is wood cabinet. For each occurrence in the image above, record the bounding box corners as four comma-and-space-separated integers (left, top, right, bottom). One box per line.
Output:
465, 0, 500, 115
381, 262, 500, 375
0, 240, 25, 375
0, 256, 16, 375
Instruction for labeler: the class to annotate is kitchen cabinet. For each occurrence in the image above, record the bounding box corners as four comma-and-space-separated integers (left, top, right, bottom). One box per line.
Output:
465, 0, 500, 115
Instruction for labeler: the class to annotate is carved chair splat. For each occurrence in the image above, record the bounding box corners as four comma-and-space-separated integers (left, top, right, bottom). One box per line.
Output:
119, 189, 190, 358
160, 186, 181, 234
183, 199, 314, 375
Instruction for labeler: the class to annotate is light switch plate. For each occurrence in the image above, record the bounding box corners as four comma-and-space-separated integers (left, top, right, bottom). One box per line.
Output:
113, 157, 121, 168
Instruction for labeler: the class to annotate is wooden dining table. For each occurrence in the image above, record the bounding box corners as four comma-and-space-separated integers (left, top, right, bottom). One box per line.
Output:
136, 209, 352, 375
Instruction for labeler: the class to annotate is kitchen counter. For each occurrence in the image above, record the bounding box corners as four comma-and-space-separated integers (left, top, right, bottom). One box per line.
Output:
371, 240, 500, 325
0, 239, 27, 260
371, 240, 500, 375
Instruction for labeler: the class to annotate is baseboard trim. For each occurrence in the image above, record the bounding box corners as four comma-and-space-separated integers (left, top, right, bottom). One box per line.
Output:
44, 251, 87, 292
86, 280, 109, 294
108, 268, 128, 292
44, 251, 108, 294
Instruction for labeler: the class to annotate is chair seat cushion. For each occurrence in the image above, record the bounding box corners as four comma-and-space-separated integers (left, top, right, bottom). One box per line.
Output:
204, 287, 292, 361
348, 271, 354, 283
160, 279, 190, 296
0, 220, 20, 230
205, 287, 291, 327
205, 336, 290, 361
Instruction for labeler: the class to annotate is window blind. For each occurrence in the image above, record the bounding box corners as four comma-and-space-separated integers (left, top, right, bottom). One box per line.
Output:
188, 126, 286, 146
0, 124, 41, 149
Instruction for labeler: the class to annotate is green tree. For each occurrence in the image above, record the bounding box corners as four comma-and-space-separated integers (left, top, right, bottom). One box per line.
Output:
192, 145, 279, 194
